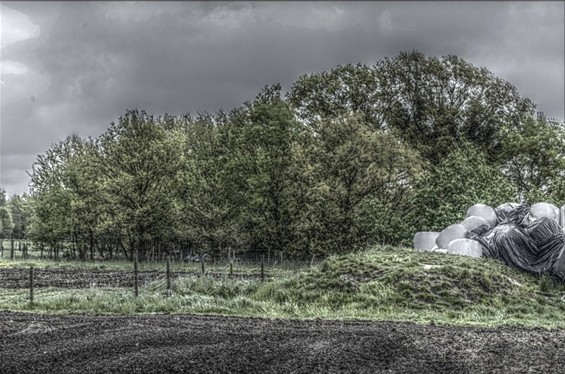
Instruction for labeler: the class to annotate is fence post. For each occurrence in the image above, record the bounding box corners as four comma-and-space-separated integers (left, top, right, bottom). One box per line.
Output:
134, 251, 139, 297
10, 239, 14, 260
261, 255, 265, 282
166, 255, 171, 291
0, 241, 3, 258
229, 260, 233, 276
310, 254, 316, 267
201, 257, 205, 276
29, 266, 34, 305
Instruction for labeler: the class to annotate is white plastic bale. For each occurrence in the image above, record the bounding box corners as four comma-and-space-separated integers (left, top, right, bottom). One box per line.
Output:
448, 238, 483, 258
466, 204, 497, 227
461, 216, 490, 232
436, 224, 469, 250
560, 205, 565, 228
413, 232, 440, 252
529, 202, 559, 223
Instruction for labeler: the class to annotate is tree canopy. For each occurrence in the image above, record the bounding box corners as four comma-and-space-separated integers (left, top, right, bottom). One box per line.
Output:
7, 51, 562, 260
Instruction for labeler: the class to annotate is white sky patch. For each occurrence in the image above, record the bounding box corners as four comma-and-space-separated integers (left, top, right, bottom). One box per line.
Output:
0, 3, 40, 48
0, 60, 27, 75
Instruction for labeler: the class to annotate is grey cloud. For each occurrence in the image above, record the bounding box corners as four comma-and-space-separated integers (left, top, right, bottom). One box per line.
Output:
1, 1, 563, 197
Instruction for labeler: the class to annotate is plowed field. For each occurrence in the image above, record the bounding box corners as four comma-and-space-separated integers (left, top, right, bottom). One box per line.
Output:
1, 312, 564, 373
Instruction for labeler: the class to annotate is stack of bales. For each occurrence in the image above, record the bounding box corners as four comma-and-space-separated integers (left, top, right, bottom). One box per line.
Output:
414, 202, 564, 259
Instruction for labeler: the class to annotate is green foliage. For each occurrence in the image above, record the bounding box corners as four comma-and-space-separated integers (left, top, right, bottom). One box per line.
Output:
412, 144, 517, 231
97, 110, 184, 258
498, 114, 565, 204
289, 51, 536, 165
7, 194, 32, 239
177, 112, 245, 255
20, 51, 564, 261
226, 88, 309, 255
297, 115, 423, 252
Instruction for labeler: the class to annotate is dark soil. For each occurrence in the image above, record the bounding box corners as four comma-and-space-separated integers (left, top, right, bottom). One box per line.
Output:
1, 312, 564, 373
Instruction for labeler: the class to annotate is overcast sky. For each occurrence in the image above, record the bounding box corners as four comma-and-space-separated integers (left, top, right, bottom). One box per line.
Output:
1, 1, 564, 197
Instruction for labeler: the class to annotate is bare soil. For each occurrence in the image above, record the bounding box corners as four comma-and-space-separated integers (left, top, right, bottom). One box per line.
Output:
1, 311, 564, 373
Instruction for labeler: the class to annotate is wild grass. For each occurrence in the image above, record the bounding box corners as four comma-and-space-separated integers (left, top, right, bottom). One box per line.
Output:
2, 246, 565, 328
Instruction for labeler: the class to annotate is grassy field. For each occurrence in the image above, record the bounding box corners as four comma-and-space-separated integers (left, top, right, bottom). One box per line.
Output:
2, 245, 565, 328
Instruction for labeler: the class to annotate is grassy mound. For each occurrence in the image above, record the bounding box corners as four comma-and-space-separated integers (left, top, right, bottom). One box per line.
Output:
255, 247, 565, 326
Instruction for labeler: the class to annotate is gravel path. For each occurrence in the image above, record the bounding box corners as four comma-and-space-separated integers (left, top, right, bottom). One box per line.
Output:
1, 312, 564, 373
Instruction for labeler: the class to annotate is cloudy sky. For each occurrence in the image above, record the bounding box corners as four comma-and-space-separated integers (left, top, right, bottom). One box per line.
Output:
1, 1, 564, 197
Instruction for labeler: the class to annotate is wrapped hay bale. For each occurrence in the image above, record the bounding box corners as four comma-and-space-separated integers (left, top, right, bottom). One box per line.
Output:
436, 223, 469, 250
528, 202, 559, 224
466, 204, 497, 227
561, 205, 565, 228
495, 203, 530, 225
413, 232, 441, 252
448, 238, 483, 257
461, 215, 490, 235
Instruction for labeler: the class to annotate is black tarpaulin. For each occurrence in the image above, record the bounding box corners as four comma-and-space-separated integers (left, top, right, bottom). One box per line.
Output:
472, 204, 565, 280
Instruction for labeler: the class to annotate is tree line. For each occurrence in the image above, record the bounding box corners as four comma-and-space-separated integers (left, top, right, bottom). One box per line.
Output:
3, 51, 564, 261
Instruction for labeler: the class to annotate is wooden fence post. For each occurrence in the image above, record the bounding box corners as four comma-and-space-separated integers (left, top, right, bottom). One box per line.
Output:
29, 266, 34, 305
166, 255, 171, 291
10, 239, 14, 260
201, 258, 205, 276
134, 251, 139, 297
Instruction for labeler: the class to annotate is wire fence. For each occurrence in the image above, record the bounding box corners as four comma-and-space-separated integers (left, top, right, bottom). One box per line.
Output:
0, 267, 275, 290
0, 253, 326, 305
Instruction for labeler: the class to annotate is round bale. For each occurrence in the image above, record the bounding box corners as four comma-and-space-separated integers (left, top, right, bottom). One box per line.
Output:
461, 215, 490, 233
466, 204, 497, 227
560, 205, 565, 228
448, 238, 483, 258
436, 223, 469, 250
413, 232, 441, 252
530, 202, 559, 223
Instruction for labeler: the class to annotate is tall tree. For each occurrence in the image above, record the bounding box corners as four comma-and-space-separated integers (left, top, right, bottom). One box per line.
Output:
97, 110, 183, 259
28, 135, 85, 253
7, 194, 33, 239
299, 114, 423, 253
228, 87, 308, 255
177, 112, 245, 257
0, 189, 14, 239
288, 51, 536, 164
498, 114, 565, 204
374, 51, 535, 163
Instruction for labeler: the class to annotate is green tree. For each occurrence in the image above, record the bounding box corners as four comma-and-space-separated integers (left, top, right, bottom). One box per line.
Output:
498, 114, 565, 204
299, 115, 423, 253
288, 64, 381, 127
412, 144, 518, 232
97, 110, 183, 259
7, 194, 33, 239
176, 112, 245, 257
375, 52, 535, 163
0, 189, 14, 238
288, 51, 536, 164
28, 135, 85, 255
227, 89, 308, 256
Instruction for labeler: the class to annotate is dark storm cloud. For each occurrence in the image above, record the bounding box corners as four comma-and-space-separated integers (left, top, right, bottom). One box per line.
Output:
1, 1, 563, 196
